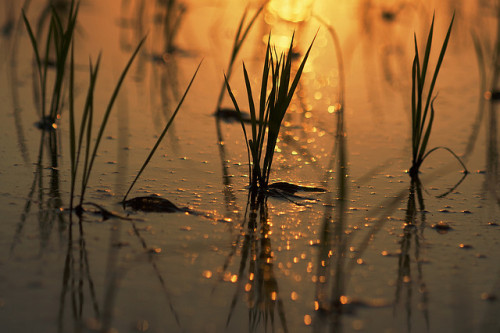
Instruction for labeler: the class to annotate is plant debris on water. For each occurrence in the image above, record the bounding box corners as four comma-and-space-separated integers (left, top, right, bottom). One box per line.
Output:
123, 196, 183, 213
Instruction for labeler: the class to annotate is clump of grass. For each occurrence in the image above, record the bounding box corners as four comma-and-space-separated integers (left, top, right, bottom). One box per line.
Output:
68, 37, 146, 212
409, 13, 467, 178
24, 1, 147, 212
225, 33, 315, 192
23, 0, 78, 128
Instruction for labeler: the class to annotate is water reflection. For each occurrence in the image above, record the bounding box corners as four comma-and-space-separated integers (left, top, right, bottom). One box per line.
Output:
484, 3, 500, 213
0, 1, 16, 38
265, 0, 314, 50
11, 130, 66, 256
312, 82, 348, 333
119, 0, 186, 56
58, 216, 101, 333
57, 214, 183, 332
350, 0, 416, 123
223, 193, 288, 332
2, 1, 500, 332
466, 1, 500, 217
267, 0, 314, 23
119, 0, 188, 145
7, 43, 31, 165
394, 179, 429, 332
312, 18, 348, 327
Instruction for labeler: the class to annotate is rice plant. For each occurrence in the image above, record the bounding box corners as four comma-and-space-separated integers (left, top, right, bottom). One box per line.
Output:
409, 13, 467, 178
68, 37, 146, 212
23, 0, 78, 128
224, 33, 315, 192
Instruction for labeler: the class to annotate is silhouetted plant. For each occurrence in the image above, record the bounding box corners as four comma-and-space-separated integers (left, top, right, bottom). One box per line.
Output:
409, 14, 467, 178
225, 33, 315, 192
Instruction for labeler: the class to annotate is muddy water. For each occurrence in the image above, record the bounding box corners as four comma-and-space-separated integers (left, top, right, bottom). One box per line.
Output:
0, 0, 499, 332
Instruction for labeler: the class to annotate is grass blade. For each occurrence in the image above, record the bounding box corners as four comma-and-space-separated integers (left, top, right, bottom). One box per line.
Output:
216, 5, 263, 111
242, 63, 257, 142
421, 13, 455, 137
420, 146, 468, 173
417, 97, 436, 163
420, 14, 435, 89
69, 43, 76, 207
224, 73, 253, 186
123, 60, 202, 202
81, 37, 146, 201
285, 32, 316, 109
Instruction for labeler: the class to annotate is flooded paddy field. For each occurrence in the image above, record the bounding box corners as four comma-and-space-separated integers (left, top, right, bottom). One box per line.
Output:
0, 0, 499, 332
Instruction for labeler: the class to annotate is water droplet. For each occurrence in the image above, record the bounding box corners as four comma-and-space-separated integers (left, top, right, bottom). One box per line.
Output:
480, 293, 497, 301
352, 319, 364, 330
85, 317, 101, 330
431, 221, 452, 233
136, 319, 149, 332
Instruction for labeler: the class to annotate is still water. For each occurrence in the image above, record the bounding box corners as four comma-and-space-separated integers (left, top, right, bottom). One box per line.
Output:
0, 0, 499, 332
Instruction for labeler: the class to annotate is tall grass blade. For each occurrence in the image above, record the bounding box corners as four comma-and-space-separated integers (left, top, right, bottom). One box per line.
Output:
74, 56, 100, 206
224, 73, 253, 185
123, 60, 202, 202
420, 14, 435, 89
80, 37, 146, 202
242, 64, 257, 141
285, 33, 316, 109
420, 13, 455, 138
417, 97, 436, 163
421, 146, 468, 172
69, 43, 76, 206
413, 35, 422, 151
411, 55, 418, 159
215, 5, 263, 111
